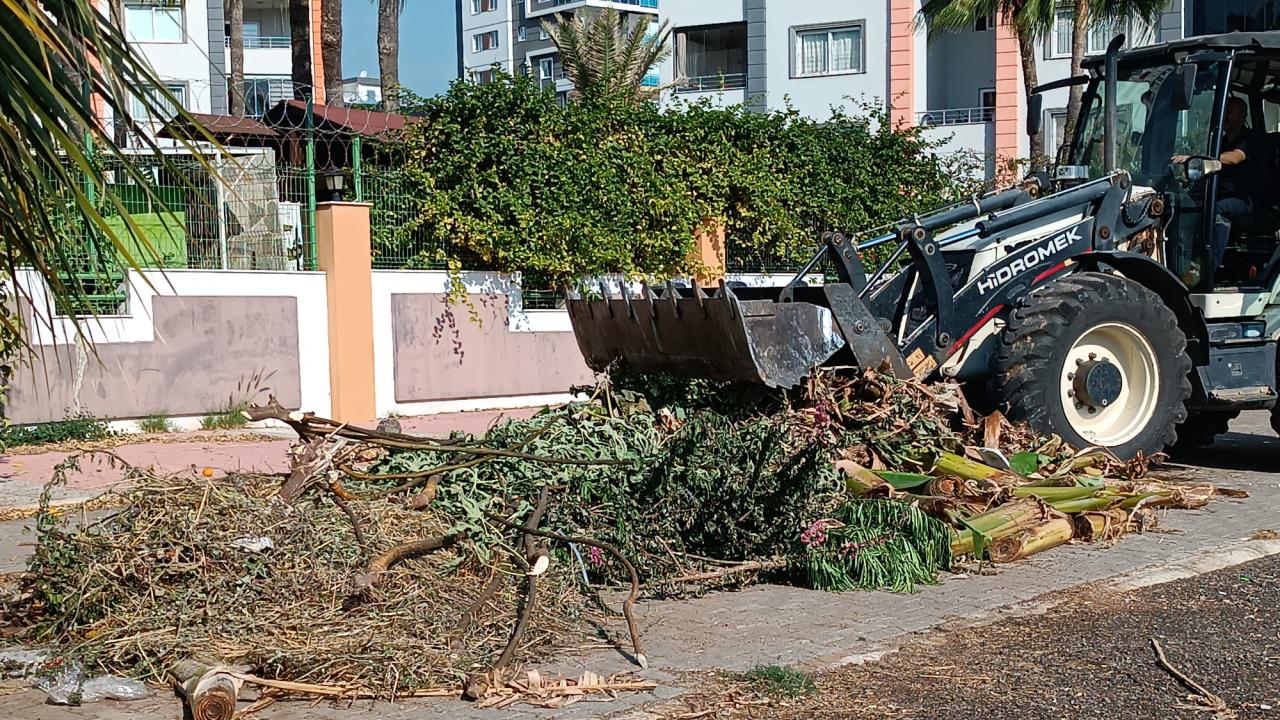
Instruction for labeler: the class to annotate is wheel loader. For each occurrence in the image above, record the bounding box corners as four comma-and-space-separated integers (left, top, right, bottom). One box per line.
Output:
567, 32, 1280, 460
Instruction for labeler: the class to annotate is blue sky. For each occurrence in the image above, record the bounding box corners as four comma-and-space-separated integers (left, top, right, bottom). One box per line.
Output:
341, 1, 459, 96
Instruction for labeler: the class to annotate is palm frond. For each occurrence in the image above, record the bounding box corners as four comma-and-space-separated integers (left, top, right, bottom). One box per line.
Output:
0, 0, 219, 347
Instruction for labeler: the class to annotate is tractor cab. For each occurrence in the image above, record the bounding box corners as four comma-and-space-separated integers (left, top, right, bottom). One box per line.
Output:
1060, 33, 1280, 298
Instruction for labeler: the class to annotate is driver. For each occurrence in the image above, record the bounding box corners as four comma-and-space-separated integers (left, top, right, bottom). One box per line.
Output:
1173, 96, 1259, 270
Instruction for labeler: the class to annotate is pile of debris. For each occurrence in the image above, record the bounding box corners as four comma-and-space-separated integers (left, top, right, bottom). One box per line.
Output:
0, 369, 1245, 708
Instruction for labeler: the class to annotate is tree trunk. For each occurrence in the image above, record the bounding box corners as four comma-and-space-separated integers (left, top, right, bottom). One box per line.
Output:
322, 0, 343, 105
1017, 32, 1044, 166
377, 0, 400, 112
109, 0, 128, 146
1062, 0, 1090, 152
227, 0, 246, 116
289, 0, 313, 100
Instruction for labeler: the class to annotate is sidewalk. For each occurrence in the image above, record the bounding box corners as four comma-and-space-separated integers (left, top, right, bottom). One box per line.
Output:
0, 412, 1277, 719
0, 408, 540, 511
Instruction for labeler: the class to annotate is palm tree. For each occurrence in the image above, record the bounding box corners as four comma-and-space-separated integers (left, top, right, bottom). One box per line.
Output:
108, 0, 128, 145
377, 0, 402, 112
289, 0, 313, 100
0, 0, 211, 349
919, 0, 1167, 163
541, 8, 672, 103
323, 0, 343, 106
228, 0, 246, 115
1062, 0, 1167, 141
918, 0, 1054, 161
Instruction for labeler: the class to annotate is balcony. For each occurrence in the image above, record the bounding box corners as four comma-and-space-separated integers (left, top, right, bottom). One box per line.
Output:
675, 73, 746, 93
917, 106, 994, 127
529, 0, 658, 18
226, 36, 291, 49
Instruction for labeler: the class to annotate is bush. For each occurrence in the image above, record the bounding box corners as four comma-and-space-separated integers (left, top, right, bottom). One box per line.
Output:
200, 404, 248, 431
385, 72, 980, 285
137, 414, 175, 434
0, 412, 113, 447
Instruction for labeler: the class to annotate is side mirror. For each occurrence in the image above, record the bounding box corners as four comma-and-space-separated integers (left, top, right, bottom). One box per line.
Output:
1184, 156, 1223, 181
1173, 64, 1196, 111
1027, 93, 1043, 138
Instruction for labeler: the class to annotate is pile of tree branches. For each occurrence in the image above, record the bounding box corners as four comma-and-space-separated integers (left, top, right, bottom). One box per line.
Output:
2, 369, 1244, 705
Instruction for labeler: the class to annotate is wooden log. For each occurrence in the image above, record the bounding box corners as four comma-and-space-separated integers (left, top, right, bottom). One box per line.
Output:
1072, 508, 1130, 542
988, 517, 1075, 563
169, 660, 243, 720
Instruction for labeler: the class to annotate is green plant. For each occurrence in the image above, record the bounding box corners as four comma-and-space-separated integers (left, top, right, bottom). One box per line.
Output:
738, 665, 817, 699
0, 412, 113, 447
541, 7, 672, 103
385, 72, 979, 285
137, 414, 175, 434
200, 404, 249, 431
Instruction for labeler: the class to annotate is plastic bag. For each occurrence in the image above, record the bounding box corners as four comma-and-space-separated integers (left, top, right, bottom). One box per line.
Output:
0, 648, 51, 678
34, 663, 150, 705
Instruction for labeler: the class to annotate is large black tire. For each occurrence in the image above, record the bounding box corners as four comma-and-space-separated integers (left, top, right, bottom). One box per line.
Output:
993, 272, 1192, 460
1172, 410, 1239, 452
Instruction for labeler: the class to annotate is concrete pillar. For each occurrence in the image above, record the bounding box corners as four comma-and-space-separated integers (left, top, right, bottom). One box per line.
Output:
994, 19, 1023, 168
315, 202, 376, 423
692, 220, 727, 286
888, 0, 916, 128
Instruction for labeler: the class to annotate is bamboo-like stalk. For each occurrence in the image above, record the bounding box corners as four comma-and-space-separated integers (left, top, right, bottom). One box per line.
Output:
950, 498, 1056, 557
932, 452, 1026, 486
1011, 485, 1104, 502
987, 517, 1075, 562
834, 460, 887, 495
1072, 508, 1129, 542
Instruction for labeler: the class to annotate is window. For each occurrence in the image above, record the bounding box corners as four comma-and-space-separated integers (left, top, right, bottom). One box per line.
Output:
365, 89, 376, 102
471, 0, 496, 13
476, 69, 495, 84
1045, 108, 1069, 158
538, 57, 554, 80
243, 76, 291, 117
792, 23, 864, 77
539, 26, 549, 41
472, 30, 499, 52
130, 83, 186, 123
1087, 18, 1121, 55
675, 23, 747, 91
124, 2, 183, 43
974, 14, 995, 32
979, 87, 997, 121
517, 26, 527, 42
1048, 6, 1072, 59
473, 30, 496, 51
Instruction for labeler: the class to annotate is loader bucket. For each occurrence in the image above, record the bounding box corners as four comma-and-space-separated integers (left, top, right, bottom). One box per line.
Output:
566, 284, 846, 389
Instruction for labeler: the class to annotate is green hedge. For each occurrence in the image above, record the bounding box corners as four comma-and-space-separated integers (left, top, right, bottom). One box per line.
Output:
385, 72, 980, 284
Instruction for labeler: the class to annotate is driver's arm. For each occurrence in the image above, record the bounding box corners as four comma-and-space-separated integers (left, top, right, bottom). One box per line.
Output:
1220, 148, 1247, 166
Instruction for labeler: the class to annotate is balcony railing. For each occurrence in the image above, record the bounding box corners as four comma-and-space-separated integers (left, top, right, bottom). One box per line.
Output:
916, 106, 994, 127
552, 0, 658, 7
225, 36, 291, 50
674, 72, 746, 93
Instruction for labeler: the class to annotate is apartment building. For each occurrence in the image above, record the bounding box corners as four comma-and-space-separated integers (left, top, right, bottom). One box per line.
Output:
112, 0, 325, 137
459, 1, 1280, 177
458, 0, 660, 100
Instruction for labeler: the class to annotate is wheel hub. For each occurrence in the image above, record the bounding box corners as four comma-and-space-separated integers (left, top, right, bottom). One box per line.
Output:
1072, 359, 1123, 409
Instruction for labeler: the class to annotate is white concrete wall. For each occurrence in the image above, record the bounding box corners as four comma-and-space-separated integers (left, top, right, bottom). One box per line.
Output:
762, 2, 889, 117
14, 268, 333, 422
244, 46, 293, 77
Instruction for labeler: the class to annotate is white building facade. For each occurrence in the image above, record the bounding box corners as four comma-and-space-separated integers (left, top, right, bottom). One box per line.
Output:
111, 0, 324, 138
455, 1, 1206, 178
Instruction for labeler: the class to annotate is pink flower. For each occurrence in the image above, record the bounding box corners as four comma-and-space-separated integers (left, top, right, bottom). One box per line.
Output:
587, 546, 606, 567
800, 520, 829, 548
